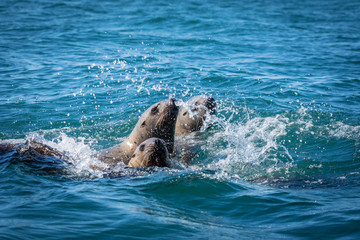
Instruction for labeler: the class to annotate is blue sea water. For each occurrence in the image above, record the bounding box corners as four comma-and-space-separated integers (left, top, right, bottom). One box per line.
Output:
1, 0, 360, 239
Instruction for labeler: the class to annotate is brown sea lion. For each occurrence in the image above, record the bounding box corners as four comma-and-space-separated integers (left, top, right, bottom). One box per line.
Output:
0, 140, 70, 173
128, 138, 169, 168
0, 140, 67, 160
97, 98, 178, 166
175, 95, 216, 136
17, 140, 68, 160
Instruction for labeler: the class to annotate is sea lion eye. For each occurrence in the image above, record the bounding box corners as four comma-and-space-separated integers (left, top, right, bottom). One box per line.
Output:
132, 154, 135, 158
141, 121, 146, 128
151, 106, 159, 115
183, 111, 188, 116
139, 144, 145, 151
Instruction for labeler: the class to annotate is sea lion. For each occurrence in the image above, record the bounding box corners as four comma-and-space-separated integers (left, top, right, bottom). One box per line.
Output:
0, 140, 70, 173
97, 98, 178, 166
128, 138, 169, 168
175, 95, 216, 136
16, 140, 69, 160
0, 140, 67, 160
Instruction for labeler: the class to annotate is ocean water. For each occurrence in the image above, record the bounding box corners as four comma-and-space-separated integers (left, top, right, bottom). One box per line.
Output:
1, 0, 360, 239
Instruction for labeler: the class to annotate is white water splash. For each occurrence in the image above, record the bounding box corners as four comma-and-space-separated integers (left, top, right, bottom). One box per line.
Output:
23, 132, 107, 178
194, 112, 294, 181
329, 121, 360, 141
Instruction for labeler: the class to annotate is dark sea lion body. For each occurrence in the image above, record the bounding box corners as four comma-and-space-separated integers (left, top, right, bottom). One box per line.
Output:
0, 140, 67, 159
0, 140, 70, 173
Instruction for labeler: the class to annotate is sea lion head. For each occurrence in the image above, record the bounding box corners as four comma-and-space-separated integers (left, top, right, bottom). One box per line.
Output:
128, 138, 169, 168
175, 95, 216, 135
130, 98, 179, 153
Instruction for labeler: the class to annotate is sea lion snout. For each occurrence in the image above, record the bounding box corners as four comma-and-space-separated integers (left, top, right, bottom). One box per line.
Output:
159, 98, 179, 124
169, 98, 176, 106
167, 98, 179, 114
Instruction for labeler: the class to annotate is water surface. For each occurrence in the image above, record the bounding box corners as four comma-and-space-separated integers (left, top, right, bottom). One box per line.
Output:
1, 0, 360, 239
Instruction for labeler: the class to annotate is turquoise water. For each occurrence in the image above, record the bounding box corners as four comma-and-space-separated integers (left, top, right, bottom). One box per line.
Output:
1, 0, 360, 239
